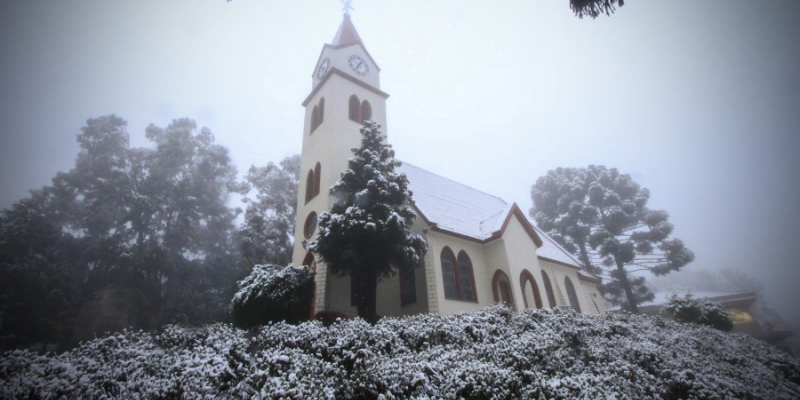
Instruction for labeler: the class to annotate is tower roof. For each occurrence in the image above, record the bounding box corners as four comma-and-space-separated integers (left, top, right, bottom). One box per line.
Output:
331, 14, 363, 47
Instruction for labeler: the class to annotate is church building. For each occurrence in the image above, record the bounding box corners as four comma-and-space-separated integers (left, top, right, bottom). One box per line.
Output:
291, 12, 606, 319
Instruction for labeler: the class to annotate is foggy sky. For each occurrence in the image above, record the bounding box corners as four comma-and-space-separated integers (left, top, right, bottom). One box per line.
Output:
1, 1, 798, 324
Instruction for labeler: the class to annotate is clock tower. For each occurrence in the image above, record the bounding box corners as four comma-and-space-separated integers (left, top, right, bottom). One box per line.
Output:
293, 12, 389, 315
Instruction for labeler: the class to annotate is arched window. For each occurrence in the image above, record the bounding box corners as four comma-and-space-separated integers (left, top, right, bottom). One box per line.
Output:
541, 271, 556, 308
440, 247, 477, 302
349, 95, 360, 122
311, 106, 319, 133
305, 169, 315, 204
456, 251, 477, 302
360, 100, 372, 122
564, 277, 582, 313
314, 162, 321, 197
492, 270, 515, 310
318, 97, 325, 125
520, 270, 543, 309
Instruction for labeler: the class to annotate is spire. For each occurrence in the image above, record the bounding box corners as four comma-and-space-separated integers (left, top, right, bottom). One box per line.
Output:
331, 13, 363, 47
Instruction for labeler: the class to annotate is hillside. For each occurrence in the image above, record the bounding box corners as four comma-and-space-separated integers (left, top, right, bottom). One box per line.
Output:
2, 306, 798, 399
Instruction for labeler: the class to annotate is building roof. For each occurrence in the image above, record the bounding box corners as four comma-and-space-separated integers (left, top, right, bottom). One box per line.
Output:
331, 14, 363, 47
533, 225, 585, 270
399, 161, 509, 241
398, 161, 600, 282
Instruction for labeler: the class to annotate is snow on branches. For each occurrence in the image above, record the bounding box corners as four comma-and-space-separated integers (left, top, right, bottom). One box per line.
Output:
230, 264, 314, 328
2, 306, 798, 399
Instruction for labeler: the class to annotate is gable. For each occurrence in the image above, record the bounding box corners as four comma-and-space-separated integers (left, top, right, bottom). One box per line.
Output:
399, 162, 541, 246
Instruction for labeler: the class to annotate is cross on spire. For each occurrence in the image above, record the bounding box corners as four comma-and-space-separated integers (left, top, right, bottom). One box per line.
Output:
341, 0, 354, 15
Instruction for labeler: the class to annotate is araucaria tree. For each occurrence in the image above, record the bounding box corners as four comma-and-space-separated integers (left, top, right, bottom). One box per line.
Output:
307, 121, 426, 323
530, 165, 694, 313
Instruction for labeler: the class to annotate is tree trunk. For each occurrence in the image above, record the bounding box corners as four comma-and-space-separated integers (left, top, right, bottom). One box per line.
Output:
354, 269, 379, 324
615, 260, 639, 314
576, 239, 593, 271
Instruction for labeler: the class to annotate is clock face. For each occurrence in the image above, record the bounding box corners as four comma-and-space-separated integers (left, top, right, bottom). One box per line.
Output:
316, 58, 330, 79
348, 55, 369, 76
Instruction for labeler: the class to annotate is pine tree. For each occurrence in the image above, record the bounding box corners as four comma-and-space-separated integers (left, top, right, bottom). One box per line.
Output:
307, 121, 426, 323
570, 0, 624, 19
531, 165, 694, 313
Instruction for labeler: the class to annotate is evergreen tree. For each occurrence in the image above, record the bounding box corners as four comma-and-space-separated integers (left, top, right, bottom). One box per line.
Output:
571, 0, 624, 19
0, 115, 248, 349
307, 121, 426, 323
531, 165, 694, 313
239, 155, 300, 266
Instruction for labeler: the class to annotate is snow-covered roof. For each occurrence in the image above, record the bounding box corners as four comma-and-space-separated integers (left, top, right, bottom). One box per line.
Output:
533, 225, 585, 270
398, 161, 602, 282
399, 161, 512, 241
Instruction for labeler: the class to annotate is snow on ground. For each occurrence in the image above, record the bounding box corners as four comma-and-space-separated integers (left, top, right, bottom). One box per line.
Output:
1, 306, 798, 399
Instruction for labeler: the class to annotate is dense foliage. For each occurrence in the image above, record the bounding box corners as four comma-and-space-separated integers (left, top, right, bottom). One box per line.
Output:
239, 156, 300, 266
308, 121, 426, 323
570, 0, 624, 19
530, 165, 694, 313
662, 294, 734, 332
230, 264, 314, 328
0, 115, 300, 352
2, 306, 798, 399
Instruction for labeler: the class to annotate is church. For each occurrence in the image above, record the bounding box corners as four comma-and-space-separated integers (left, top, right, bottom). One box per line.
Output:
291, 12, 606, 318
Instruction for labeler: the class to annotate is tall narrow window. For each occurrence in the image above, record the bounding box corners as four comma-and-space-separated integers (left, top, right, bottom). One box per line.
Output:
314, 162, 321, 197
399, 266, 417, 306
564, 277, 582, 313
349, 95, 360, 122
311, 106, 319, 133
541, 271, 556, 308
456, 251, 477, 302
520, 270, 543, 309
318, 97, 325, 125
441, 248, 477, 302
441, 248, 458, 300
360, 100, 372, 122
305, 169, 315, 204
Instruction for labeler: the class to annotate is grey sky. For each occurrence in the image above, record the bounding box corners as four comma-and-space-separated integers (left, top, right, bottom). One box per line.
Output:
1, 1, 799, 323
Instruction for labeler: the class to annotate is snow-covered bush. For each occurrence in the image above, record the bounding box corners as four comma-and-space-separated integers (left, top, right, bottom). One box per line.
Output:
2, 306, 798, 399
662, 293, 734, 331
230, 264, 314, 328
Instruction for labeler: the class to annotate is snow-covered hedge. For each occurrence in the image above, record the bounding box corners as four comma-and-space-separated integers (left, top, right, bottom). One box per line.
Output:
662, 293, 734, 331
230, 264, 314, 328
2, 306, 799, 399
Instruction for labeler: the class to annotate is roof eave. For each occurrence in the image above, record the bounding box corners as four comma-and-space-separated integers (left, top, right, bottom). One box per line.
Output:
302, 67, 389, 106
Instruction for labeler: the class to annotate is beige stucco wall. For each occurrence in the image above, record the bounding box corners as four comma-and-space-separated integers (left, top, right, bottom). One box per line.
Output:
579, 279, 606, 315
425, 231, 492, 315
493, 216, 543, 312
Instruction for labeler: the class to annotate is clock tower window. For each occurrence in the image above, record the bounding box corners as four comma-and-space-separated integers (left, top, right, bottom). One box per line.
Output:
304, 162, 322, 203
360, 100, 372, 122
349, 95, 360, 122
311, 106, 319, 133
310, 98, 325, 134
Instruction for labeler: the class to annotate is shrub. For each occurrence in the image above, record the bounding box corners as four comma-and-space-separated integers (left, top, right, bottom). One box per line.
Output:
230, 264, 314, 328
314, 310, 349, 327
2, 306, 798, 399
662, 293, 735, 331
